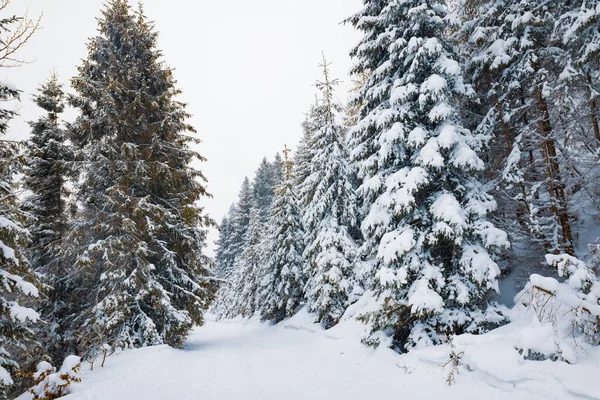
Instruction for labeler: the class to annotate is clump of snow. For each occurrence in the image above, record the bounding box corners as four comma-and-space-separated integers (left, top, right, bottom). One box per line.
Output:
377, 229, 415, 265
515, 254, 600, 363
408, 279, 445, 315
24, 356, 82, 400
9, 302, 39, 323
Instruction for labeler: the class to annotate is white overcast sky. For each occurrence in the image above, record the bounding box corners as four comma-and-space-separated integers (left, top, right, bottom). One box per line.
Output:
5, 0, 363, 253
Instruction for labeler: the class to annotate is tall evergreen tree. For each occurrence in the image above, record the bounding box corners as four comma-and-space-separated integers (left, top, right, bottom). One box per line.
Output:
295, 102, 319, 212
0, 82, 39, 400
214, 205, 237, 279
302, 56, 360, 329
65, 1, 215, 357
271, 152, 284, 185
252, 158, 278, 219
229, 177, 254, 265
348, 0, 508, 350
0, 6, 40, 397
260, 147, 305, 323
457, 0, 576, 255
224, 203, 266, 318
23, 74, 73, 363
557, 0, 600, 148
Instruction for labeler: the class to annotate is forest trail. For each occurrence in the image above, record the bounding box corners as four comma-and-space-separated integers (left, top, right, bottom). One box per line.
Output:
37, 310, 599, 400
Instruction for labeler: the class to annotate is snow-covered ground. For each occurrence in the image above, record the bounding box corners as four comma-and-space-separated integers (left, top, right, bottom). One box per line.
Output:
20, 307, 600, 400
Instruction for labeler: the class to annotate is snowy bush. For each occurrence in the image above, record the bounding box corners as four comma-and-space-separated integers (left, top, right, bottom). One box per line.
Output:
28, 356, 82, 400
515, 254, 600, 363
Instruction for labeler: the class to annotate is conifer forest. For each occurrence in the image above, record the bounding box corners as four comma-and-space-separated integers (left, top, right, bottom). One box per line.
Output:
1, 0, 600, 399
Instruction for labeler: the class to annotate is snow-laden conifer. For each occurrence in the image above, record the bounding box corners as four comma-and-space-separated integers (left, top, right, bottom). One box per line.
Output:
215, 205, 237, 279
302, 56, 360, 329
213, 177, 258, 317
252, 157, 278, 219
24, 75, 71, 276
0, 76, 38, 400
259, 147, 305, 322
23, 74, 73, 364
229, 177, 254, 265
348, 0, 508, 350
224, 204, 266, 318
65, 0, 215, 356
0, 6, 42, 397
295, 103, 320, 212
457, 0, 576, 255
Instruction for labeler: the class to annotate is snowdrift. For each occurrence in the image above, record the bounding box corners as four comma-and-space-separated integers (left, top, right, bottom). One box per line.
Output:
17, 297, 600, 400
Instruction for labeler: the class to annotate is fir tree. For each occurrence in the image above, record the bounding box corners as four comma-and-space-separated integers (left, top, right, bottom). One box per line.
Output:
225, 203, 266, 318
295, 102, 319, 212
348, 0, 508, 350
214, 205, 237, 279
24, 74, 71, 273
229, 177, 254, 265
557, 0, 600, 147
302, 56, 360, 329
0, 5, 40, 397
457, 0, 576, 255
252, 158, 278, 219
271, 152, 284, 185
0, 81, 39, 398
65, 1, 216, 357
260, 147, 305, 323
23, 74, 73, 364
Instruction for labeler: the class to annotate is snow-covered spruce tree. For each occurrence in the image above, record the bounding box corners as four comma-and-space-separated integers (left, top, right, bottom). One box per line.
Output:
65, 1, 216, 356
0, 84, 40, 400
212, 178, 253, 317
348, 0, 508, 350
302, 56, 360, 329
252, 157, 278, 219
24, 75, 71, 276
259, 147, 305, 323
557, 1, 600, 146
294, 102, 319, 212
214, 205, 237, 279
224, 203, 266, 318
22, 75, 74, 368
271, 152, 284, 185
23, 77, 74, 355
553, 2, 600, 233
0, 8, 41, 398
457, 0, 575, 256
229, 177, 254, 266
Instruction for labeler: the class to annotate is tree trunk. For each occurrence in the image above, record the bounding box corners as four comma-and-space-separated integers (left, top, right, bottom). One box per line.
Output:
535, 86, 575, 255
494, 97, 531, 221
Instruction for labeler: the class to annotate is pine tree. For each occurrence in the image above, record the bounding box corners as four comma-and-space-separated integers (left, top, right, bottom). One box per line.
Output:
24, 75, 70, 273
0, 6, 41, 397
348, 0, 508, 350
554, 2, 600, 224
558, 0, 600, 147
229, 177, 254, 265
302, 56, 360, 329
295, 102, 319, 211
65, 1, 216, 357
225, 203, 266, 318
457, 0, 576, 255
23, 74, 73, 364
214, 205, 237, 279
260, 147, 305, 322
252, 157, 278, 219
271, 152, 284, 185
0, 82, 39, 398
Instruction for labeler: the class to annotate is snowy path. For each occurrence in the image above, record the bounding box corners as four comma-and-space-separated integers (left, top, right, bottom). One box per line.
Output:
39, 311, 600, 400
